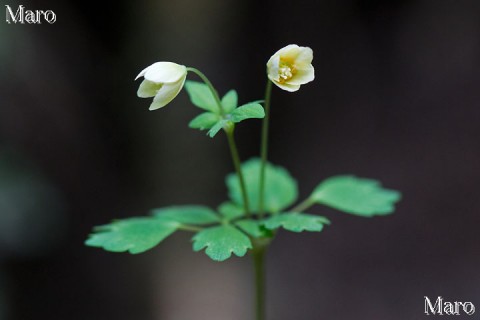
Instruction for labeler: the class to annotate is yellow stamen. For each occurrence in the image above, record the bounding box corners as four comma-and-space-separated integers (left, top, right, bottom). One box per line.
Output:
278, 61, 296, 83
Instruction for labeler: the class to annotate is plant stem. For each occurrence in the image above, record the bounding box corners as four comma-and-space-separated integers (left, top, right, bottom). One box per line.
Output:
226, 128, 251, 216
252, 242, 267, 320
187, 67, 250, 216
290, 197, 315, 213
259, 80, 273, 217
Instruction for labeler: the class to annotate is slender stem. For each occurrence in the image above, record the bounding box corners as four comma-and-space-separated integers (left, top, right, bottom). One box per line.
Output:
252, 243, 266, 320
226, 128, 251, 216
290, 197, 315, 213
186, 67, 224, 116
259, 80, 273, 217
187, 67, 250, 215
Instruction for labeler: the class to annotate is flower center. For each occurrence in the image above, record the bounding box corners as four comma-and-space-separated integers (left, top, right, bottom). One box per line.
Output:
278, 61, 296, 83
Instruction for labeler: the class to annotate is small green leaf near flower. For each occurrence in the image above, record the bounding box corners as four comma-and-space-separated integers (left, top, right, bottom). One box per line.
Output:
311, 175, 401, 217
207, 119, 230, 138
189, 112, 220, 130
229, 103, 265, 123
184, 80, 219, 113
221, 89, 238, 113
192, 225, 252, 261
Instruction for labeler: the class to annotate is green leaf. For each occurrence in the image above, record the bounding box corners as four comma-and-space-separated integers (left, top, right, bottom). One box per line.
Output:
235, 219, 272, 238
229, 103, 265, 123
189, 112, 220, 130
218, 202, 244, 220
264, 213, 330, 233
184, 81, 218, 112
221, 90, 238, 113
207, 119, 230, 138
152, 205, 220, 225
85, 218, 178, 254
192, 225, 252, 261
226, 158, 298, 214
311, 175, 401, 217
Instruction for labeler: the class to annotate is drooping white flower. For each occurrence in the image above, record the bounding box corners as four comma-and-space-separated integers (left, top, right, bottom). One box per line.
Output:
266, 45, 314, 92
135, 62, 187, 110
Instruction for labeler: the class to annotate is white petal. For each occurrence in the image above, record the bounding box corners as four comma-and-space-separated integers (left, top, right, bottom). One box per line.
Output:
138, 62, 187, 83
266, 55, 281, 81
273, 44, 300, 59
294, 47, 313, 68
270, 45, 313, 66
272, 81, 300, 92
149, 74, 187, 110
288, 65, 315, 85
135, 66, 148, 80
137, 79, 161, 98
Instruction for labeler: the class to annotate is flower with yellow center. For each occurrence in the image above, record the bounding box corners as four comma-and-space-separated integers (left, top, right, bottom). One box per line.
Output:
135, 62, 187, 110
266, 44, 314, 92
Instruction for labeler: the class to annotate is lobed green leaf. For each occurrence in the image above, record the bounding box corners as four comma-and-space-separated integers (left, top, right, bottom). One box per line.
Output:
85, 217, 178, 254
218, 202, 244, 220
184, 81, 219, 113
226, 158, 298, 214
263, 213, 330, 233
229, 103, 265, 123
221, 90, 238, 113
192, 225, 252, 261
152, 205, 220, 225
207, 119, 230, 138
189, 112, 220, 130
311, 175, 401, 217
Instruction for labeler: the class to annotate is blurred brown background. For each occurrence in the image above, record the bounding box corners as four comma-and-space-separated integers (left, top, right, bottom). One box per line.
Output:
1, 0, 479, 319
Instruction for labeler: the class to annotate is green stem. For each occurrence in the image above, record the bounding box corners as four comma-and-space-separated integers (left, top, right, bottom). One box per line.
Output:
290, 197, 315, 213
259, 80, 273, 217
187, 67, 250, 216
252, 242, 267, 320
226, 128, 251, 216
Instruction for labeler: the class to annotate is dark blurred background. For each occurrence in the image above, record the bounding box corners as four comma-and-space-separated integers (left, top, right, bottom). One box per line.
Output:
1, 0, 480, 319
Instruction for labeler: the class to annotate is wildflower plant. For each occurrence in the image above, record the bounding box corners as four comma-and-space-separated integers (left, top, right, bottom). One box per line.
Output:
85, 44, 401, 320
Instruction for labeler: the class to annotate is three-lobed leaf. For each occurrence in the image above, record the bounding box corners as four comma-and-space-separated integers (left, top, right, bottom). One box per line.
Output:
226, 158, 298, 214
184, 81, 219, 113
85, 217, 178, 254
264, 213, 330, 233
311, 175, 401, 217
192, 225, 252, 261
187, 84, 264, 137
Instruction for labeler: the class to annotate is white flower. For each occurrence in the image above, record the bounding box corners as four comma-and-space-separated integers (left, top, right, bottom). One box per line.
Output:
266, 44, 314, 92
135, 62, 187, 110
